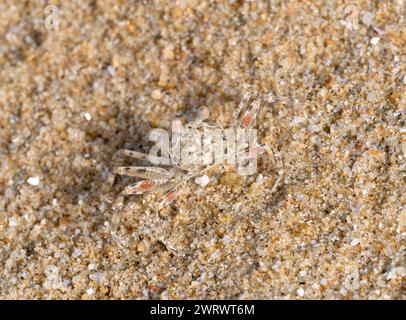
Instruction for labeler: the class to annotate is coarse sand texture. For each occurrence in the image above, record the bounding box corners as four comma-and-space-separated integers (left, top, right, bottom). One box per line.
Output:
0, 1, 405, 299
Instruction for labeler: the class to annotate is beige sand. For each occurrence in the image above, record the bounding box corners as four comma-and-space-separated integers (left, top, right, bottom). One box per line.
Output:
0, 1, 405, 299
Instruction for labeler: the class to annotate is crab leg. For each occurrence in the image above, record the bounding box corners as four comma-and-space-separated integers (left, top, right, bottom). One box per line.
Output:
116, 149, 171, 165
233, 92, 252, 126
114, 166, 173, 180
121, 179, 173, 195
156, 182, 186, 209
238, 99, 261, 129
101, 148, 172, 202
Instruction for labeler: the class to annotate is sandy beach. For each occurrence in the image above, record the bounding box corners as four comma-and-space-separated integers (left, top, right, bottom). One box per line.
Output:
0, 0, 405, 299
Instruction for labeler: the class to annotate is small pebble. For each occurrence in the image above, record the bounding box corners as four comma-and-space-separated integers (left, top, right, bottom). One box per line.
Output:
8, 217, 17, 227
343, 166, 352, 177
367, 91, 377, 102
27, 176, 40, 186
83, 112, 92, 121
162, 45, 175, 60
107, 65, 115, 77
151, 89, 162, 100
351, 238, 359, 246
362, 12, 374, 26
370, 37, 380, 45
195, 175, 210, 187
72, 248, 82, 258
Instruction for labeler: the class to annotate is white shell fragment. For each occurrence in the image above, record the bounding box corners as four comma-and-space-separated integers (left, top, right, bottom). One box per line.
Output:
27, 176, 40, 186
370, 37, 380, 45
194, 175, 210, 187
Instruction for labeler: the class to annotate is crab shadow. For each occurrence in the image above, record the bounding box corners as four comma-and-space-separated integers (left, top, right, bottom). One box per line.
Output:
55, 109, 152, 214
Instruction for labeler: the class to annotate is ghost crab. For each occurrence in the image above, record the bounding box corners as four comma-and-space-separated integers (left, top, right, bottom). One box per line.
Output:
103, 92, 285, 211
